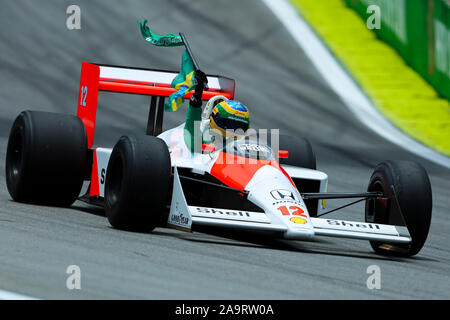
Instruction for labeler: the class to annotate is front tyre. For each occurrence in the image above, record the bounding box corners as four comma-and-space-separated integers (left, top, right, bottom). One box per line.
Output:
105, 135, 171, 232
365, 161, 432, 257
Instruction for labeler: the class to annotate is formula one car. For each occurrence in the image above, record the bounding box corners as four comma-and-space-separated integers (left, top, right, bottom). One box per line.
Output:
5, 62, 432, 257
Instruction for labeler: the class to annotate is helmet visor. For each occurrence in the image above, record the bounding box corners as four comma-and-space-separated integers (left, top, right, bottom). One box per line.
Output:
211, 113, 249, 133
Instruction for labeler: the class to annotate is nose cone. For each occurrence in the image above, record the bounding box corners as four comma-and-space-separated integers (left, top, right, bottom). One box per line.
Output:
245, 166, 315, 240
284, 226, 315, 240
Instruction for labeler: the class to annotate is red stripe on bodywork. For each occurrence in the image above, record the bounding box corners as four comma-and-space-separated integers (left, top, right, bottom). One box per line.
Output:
77, 62, 100, 148
98, 81, 232, 100
89, 149, 100, 196
210, 152, 296, 191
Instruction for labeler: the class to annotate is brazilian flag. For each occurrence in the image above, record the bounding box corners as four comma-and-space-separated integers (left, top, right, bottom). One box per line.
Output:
139, 20, 184, 47
139, 20, 196, 112
165, 50, 196, 112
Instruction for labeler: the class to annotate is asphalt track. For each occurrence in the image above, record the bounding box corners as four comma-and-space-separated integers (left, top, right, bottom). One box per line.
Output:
0, 0, 449, 299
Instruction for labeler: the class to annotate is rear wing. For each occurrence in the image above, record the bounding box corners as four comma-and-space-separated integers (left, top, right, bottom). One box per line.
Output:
76, 62, 236, 148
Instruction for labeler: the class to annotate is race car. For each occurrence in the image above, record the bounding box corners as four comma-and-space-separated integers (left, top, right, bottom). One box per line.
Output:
5, 62, 432, 257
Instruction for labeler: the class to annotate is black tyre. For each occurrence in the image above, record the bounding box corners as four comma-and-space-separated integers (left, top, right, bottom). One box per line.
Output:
365, 161, 432, 257
5, 111, 87, 206
277, 135, 316, 169
105, 134, 171, 232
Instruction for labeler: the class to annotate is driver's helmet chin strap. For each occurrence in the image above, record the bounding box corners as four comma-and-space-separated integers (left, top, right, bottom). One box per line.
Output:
200, 95, 229, 136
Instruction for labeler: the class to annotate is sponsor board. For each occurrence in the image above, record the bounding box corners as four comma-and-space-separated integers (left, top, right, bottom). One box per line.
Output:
95, 148, 112, 197
238, 144, 271, 153
269, 189, 307, 208
190, 206, 270, 223
270, 189, 296, 201
311, 218, 401, 236
168, 167, 192, 231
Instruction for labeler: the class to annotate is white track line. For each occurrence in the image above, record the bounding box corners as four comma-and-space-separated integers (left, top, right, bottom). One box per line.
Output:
262, 0, 450, 169
0, 289, 39, 300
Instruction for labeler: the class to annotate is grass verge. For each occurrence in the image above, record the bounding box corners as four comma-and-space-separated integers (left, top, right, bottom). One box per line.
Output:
290, 0, 450, 156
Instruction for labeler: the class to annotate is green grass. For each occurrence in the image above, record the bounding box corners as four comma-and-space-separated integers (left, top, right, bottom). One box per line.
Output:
290, 0, 450, 156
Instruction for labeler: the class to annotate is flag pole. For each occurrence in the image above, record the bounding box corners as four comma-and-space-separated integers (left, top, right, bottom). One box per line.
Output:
179, 32, 199, 70
179, 32, 208, 90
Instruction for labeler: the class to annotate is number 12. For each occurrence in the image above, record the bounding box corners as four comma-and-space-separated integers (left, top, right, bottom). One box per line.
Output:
80, 85, 88, 107
277, 205, 307, 217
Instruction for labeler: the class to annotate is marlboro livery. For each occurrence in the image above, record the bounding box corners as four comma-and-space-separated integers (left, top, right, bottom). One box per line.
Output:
5, 62, 432, 257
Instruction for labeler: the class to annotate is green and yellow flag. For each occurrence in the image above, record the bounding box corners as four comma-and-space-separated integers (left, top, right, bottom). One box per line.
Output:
139, 20, 196, 112
139, 20, 184, 47
166, 50, 196, 112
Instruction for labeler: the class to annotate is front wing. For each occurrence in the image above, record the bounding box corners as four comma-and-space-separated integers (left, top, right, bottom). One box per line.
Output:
167, 167, 411, 245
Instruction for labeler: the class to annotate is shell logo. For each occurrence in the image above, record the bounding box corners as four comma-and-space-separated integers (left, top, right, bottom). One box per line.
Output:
290, 217, 307, 224
278, 205, 308, 224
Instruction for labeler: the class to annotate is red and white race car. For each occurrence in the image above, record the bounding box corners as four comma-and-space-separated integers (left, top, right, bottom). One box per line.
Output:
5, 62, 432, 257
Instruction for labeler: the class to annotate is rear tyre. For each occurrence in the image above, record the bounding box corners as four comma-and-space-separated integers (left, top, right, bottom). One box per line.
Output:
105, 135, 171, 232
365, 161, 432, 257
278, 135, 316, 169
5, 111, 87, 207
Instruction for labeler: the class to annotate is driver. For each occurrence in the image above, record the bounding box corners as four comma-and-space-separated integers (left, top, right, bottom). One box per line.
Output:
184, 71, 250, 153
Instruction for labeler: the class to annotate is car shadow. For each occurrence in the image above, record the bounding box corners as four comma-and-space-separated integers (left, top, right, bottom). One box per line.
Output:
70, 203, 105, 217
69, 202, 437, 263
153, 226, 415, 263
182, 226, 438, 263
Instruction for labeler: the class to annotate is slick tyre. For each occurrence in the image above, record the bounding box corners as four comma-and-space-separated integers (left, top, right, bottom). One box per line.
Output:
365, 161, 432, 257
5, 111, 88, 207
105, 135, 171, 232
277, 135, 316, 169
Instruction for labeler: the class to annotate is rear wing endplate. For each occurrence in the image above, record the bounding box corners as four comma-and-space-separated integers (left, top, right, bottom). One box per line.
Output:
76, 62, 236, 148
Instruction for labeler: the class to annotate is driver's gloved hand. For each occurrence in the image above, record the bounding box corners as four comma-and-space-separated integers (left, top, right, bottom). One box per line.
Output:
195, 69, 208, 87
190, 70, 208, 108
